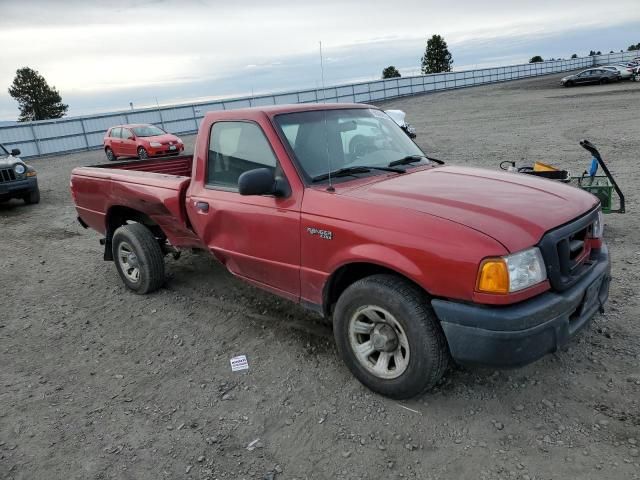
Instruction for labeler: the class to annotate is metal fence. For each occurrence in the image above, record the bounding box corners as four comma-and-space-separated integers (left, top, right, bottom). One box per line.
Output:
1, 50, 638, 158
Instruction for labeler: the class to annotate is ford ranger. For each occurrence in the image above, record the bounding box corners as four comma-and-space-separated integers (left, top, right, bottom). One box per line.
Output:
70, 104, 610, 398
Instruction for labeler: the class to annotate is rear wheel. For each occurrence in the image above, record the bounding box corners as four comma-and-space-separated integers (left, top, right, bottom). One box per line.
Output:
112, 223, 165, 294
600, 78, 609, 85
105, 147, 116, 161
137, 147, 149, 159
23, 188, 40, 205
333, 274, 449, 399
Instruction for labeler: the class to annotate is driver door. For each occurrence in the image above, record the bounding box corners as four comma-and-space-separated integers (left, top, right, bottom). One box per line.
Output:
186, 120, 301, 300
120, 128, 137, 157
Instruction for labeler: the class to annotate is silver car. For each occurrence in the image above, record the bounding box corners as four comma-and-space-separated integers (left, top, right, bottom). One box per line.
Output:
602, 65, 632, 79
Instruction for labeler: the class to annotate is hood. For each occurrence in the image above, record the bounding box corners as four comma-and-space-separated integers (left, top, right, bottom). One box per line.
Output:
0, 154, 22, 168
141, 134, 179, 143
341, 166, 598, 252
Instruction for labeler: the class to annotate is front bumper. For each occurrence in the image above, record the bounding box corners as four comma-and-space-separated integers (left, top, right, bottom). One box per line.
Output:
432, 246, 610, 367
148, 144, 184, 156
0, 177, 38, 199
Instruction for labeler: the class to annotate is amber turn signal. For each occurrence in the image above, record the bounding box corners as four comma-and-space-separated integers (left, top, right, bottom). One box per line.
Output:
26, 171, 37, 177
476, 258, 509, 294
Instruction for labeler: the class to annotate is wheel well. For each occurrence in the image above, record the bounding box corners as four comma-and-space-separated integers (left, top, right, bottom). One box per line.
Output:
323, 263, 426, 317
104, 206, 165, 260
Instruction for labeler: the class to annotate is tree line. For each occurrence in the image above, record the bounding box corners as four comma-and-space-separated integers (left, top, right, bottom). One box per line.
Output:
383, 37, 640, 78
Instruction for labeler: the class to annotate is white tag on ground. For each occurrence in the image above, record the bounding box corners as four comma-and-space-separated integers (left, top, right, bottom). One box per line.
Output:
230, 355, 249, 372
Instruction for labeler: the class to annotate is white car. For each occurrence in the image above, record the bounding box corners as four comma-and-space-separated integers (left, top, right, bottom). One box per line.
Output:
384, 110, 417, 138
602, 65, 632, 79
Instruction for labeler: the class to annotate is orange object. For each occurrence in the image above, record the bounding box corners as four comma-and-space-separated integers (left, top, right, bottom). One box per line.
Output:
533, 161, 559, 172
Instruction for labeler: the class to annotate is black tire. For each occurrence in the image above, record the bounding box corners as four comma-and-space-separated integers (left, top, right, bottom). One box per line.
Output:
23, 188, 40, 205
565, 81, 574, 87
105, 147, 117, 161
600, 78, 608, 85
112, 223, 165, 294
333, 274, 449, 399
137, 147, 149, 159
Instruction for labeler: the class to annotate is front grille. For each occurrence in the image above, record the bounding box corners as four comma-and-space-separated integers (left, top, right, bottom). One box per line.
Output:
538, 208, 599, 291
0, 168, 16, 183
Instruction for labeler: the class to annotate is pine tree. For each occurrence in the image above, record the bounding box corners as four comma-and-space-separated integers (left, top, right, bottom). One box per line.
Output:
8, 67, 68, 122
382, 66, 401, 79
421, 35, 453, 74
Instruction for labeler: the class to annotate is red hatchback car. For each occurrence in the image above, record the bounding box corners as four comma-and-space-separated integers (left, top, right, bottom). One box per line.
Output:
103, 124, 184, 161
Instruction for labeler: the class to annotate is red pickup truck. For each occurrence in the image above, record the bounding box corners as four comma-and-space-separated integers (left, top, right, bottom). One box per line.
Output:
71, 104, 610, 398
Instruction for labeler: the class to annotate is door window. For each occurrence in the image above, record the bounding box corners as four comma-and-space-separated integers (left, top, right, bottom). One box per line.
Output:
207, 121, 277, 189
111, 127, 122, 138
122, 128, 134, 140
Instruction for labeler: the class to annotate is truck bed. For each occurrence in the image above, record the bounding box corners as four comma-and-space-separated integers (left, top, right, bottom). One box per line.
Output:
92, 155, 193, 177
71, 155, 203, 248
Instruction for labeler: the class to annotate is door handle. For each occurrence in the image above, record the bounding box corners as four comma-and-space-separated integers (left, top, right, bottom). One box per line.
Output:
195, 201, 209, 213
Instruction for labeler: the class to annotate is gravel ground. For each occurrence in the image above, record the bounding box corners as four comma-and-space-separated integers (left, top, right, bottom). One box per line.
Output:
1, 72, 639, 480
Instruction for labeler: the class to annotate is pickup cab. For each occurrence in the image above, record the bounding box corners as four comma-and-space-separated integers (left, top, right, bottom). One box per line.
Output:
70, 104, 611, 398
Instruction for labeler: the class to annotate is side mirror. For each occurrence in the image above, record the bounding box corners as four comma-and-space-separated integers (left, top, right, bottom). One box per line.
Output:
238, 168, 276, 196
11, 148, 20, 156
127, 135, 135, 140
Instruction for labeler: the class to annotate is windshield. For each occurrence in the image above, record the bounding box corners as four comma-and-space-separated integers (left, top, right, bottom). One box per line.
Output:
131, 125, 166, 137
0, 144, 8, 156
274, 108, 425, 181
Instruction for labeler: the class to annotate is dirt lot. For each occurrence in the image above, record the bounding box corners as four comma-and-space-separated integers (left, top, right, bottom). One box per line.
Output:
1, 72, 639, 480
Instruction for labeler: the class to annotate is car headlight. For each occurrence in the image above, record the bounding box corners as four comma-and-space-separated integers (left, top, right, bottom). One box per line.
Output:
150, 142, 162, 147
477, 247, 547, 294
592, 209, 604, 238
14, 163, 26, 175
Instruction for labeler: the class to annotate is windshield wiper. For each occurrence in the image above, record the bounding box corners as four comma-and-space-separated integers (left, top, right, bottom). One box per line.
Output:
311, 165, 405, 183
389, 154, 445, 167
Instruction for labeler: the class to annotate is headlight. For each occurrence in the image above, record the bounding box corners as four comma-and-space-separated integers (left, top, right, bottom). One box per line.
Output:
150, 142, 162, 147
477, 247, 547, 294
14, 163, 26, 175
592, 209, 604, 238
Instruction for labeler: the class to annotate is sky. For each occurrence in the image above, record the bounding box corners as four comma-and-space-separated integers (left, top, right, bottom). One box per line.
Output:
0, 0, 639, 121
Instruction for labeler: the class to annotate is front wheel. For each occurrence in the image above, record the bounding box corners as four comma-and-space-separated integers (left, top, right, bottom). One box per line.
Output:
333, 274, 449, 399
105, 147, 116, 161
23, 189, 40, 205
112, 223, 165, 294
600, 78, 609, 85
137, 147, 149, 159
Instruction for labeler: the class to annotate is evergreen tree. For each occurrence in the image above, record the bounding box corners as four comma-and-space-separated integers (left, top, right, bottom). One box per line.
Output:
382, 66, 401, 79
421, 35, 453, 74
8, 67, 68, 122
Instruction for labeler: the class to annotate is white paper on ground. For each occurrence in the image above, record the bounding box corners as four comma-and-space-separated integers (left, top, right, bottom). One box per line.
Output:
230, 355, 249, 372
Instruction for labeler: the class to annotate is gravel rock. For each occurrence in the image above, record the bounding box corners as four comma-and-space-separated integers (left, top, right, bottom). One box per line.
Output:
541, 399, 554, 409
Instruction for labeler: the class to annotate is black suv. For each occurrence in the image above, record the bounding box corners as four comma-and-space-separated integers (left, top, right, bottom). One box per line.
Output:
0, 143, 40, 204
